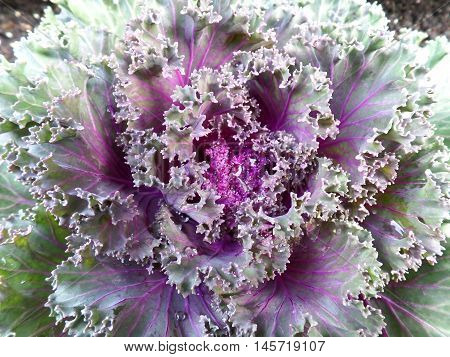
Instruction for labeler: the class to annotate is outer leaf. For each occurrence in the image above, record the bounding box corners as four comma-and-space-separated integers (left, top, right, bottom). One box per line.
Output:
133, 0, 270, 78
262, 0, 388, 49
318, 39, 415, 190
5, 61, 161, 261
48, 253, 227, 336
425, 37, 450, 147
0, 208, 68, 336
229, 221, 386, 336
374, 236, 450, 336
363, 139, 449, 280
0, 59, 29, 130
52, 0, 141, 38
0, 162, 34, 220
301, 0, 388, 28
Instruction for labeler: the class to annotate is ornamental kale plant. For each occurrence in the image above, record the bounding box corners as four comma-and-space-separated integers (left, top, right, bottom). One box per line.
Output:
0, 0, 449, 337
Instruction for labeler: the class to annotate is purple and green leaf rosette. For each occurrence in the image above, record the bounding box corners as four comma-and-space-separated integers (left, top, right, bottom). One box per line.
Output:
0, 0, 448, 337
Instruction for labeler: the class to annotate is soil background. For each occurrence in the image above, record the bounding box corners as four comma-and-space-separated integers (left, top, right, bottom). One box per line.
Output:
0, 0, 449, 61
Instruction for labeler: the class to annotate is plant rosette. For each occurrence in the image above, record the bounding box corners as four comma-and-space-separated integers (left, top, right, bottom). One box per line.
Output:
0, 0, 448, 337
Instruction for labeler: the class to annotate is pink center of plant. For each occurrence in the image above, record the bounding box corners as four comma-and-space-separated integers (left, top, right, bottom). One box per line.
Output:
204, 141, 266, 207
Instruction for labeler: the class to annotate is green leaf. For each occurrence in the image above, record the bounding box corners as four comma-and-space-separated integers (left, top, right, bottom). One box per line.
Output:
52, 0, 141, 37
374, 233, 450, 336
0, 161, 34, 220
363, 139, 449, 280
425, 37, 450, 147
0, 207, 69, 336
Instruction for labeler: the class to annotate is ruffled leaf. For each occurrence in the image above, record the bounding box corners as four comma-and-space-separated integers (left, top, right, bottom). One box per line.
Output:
0, 207, 68, 336
363, 139, 449, 280
231, 48, 337, 148
228, 221, 386, 336
158, 205, 249, 296
52, 0, 141, 37
114, 0, 271, 132
319, 38, 416, 191
374, 236, 450, 336
0, 162, 34, 220
425, 37, 450, 147
0, 0, 448, 338
48, 252, 227, 336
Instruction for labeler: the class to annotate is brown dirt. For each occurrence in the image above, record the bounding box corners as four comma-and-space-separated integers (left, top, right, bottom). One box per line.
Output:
369, 0, 450, 39
0, 0, 56, 60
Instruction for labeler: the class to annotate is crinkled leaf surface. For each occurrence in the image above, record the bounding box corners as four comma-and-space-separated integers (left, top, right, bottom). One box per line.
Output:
374, 236, 450, 336
0, 162, 34, 220
0, 0, 448, 337
48, 253, 227, 336
319, 40, 415, 189
0, 208, 68, 336
229, 222, 385, 336
363, 139, 449, 279
426, 37, 450, 147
